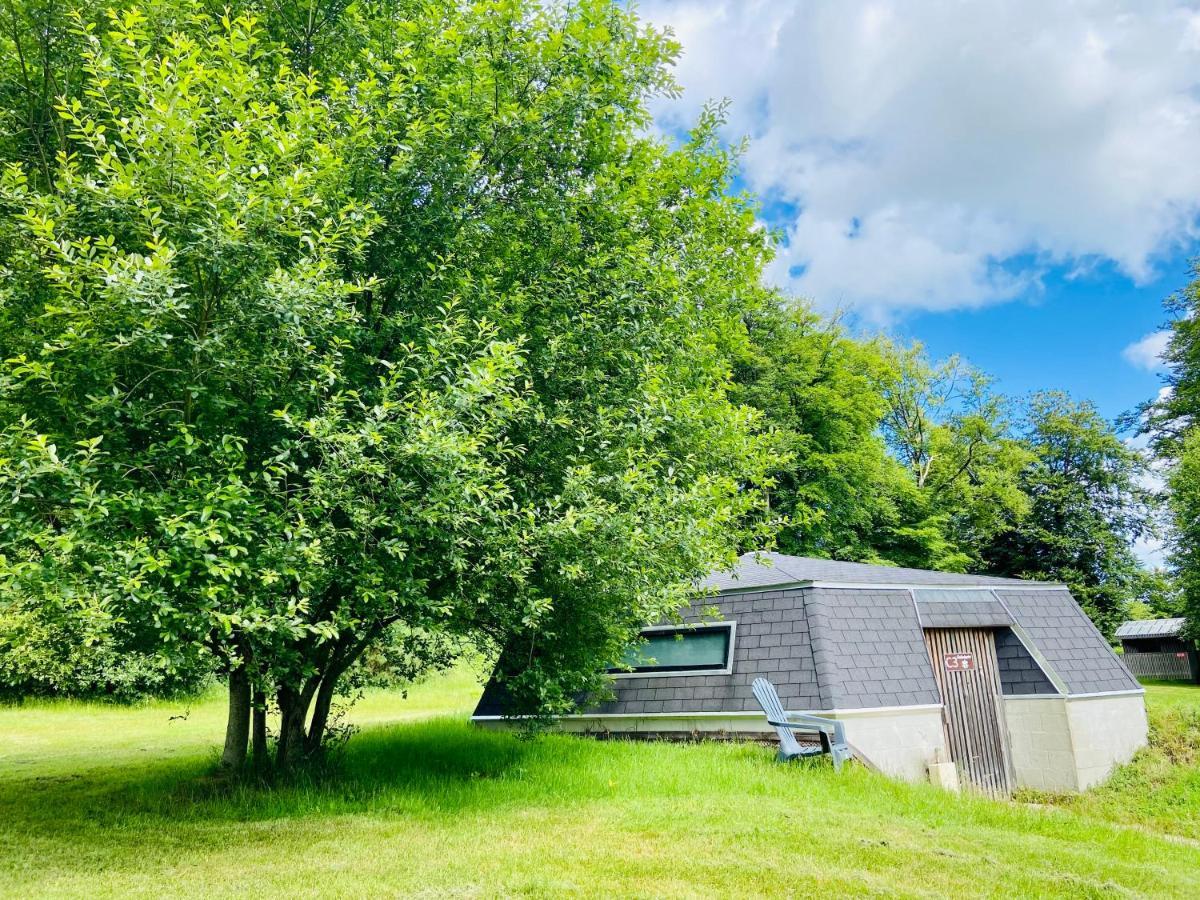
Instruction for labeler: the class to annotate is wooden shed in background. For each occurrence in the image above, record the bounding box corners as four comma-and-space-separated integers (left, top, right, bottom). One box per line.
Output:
1116, 618, 1199, 683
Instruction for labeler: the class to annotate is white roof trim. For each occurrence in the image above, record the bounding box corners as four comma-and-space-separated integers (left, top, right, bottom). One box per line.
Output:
1001, 688, 1145, 701
908, 588, 924, 629
472, 711, 766, 722
808, 703, 943, 717
712, 580, 811, 596
807, 581, 1065, 591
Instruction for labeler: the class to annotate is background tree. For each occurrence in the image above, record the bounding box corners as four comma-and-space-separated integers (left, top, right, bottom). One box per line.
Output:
0, 0, 91, 184
1125, 569, 1183, 621
1167, 429, 1200, 640
739, 325, 1157, 636
1138, 259, 1200, 639
735, 314, 1033, 573
0, 593, 212, 700
1139, 259, 1200, 457
0, 0, 775, 767
876, 344, 1031, 571
732, 302, 906, 562
982, 391, 1155, 637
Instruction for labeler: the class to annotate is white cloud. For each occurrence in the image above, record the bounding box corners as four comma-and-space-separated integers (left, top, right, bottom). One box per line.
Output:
1123, 331, 1171, 370
640, 1, 1200, 319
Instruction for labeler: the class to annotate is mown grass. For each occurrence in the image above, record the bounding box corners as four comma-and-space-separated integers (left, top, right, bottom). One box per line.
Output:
2, 673, 1199, 898
1136, 679, 1200, 711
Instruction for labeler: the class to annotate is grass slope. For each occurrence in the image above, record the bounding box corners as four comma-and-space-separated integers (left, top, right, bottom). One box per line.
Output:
2, 671, 1199, 898
1025, 681, 1200, 842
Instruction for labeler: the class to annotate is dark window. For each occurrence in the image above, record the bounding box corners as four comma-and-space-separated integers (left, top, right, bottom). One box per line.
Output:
612, 624, 733, 674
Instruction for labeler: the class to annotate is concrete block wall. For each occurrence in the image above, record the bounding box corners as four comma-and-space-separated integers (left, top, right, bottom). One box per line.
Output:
486, 695, 1147, 793
1003, 697, 1077, 790
484, 706, 951, 784
831, 706, 947, 782
1065, 694, 1148, 789
1004, 693, 1148, 791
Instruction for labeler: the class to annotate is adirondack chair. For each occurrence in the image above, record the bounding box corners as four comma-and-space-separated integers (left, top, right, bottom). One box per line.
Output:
752, 677, 853, 772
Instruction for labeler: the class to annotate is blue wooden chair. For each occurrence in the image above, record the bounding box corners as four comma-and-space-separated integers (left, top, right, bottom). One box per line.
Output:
752, 677, 853, 771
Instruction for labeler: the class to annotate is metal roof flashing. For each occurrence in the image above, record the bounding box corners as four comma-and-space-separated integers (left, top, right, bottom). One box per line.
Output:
709, 579, 1067, 596
701, 552, 1064, 595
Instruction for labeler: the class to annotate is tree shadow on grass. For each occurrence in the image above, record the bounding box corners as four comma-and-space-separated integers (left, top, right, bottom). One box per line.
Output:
0, 716, 617, 835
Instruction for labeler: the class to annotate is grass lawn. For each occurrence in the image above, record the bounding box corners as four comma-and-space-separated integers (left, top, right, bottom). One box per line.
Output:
1133, 680, 1200, 711
2, 671, 1199, 898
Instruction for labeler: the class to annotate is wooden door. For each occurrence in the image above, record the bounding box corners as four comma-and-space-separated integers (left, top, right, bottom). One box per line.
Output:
923, 629, 1013, 797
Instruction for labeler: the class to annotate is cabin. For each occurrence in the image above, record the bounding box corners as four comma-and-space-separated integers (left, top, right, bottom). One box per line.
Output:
1116, 617, 1199, 683
474, 553, 1149, 794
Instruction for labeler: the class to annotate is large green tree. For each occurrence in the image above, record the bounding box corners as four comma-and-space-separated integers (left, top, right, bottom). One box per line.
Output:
736, 320, 1033, 574
982, 391, 1155, 637
0, 1, 775, 767
732, 302, 904, 562
1140, 259, 1200, 456
1167, 429, 1200, 639
1131, 260, 1200, 638
876, 344, 1031, 571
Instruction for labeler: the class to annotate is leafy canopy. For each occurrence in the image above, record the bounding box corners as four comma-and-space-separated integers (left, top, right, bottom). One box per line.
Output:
982, 392, 1155, 637
1134, 259, 1200, 639
0, 0, 776, 758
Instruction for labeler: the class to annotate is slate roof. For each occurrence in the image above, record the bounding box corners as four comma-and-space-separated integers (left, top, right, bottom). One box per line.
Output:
805, 587, 941, 709
1115, 617, 1186, 639
995, 627, 1058, 695
702, 551, 1054, 593
589, 587, 822, 715
474, 554, 1140, 722
996, 588, 1141, 695
913, 589, 1014, 628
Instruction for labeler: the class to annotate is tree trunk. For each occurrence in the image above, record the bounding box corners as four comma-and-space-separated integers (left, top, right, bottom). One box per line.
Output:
275, 628, 380, 765
275, 686, 311, 769
306, 631, 379, 754
220, 667, 251, 769
251, 690, 268, 769
306, 672, 341, 754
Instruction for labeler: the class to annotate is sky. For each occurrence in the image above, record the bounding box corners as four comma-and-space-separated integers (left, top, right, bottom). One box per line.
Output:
638, 0, 1200, 424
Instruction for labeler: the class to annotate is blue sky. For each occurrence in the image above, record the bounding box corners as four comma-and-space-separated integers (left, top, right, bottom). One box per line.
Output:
895, 257, 1186, 422
640, 1, 1200, 424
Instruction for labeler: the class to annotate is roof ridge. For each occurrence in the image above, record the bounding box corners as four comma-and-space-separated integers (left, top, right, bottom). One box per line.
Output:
758, 551, 810, 583
750, 551, 1054, 587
